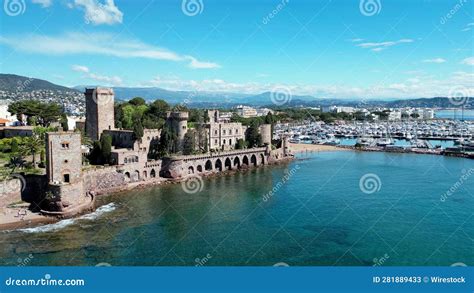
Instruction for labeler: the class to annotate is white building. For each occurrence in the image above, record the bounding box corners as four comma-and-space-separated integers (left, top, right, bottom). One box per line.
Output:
388, 111, 402, 121
236, 105, 258, 118
0, 103, 18, 126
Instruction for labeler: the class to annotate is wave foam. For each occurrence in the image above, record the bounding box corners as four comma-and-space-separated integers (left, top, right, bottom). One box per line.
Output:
18, 203, 116, 233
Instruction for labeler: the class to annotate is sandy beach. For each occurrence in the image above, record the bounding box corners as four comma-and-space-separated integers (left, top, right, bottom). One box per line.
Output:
290, 143, 347, 153
0, 207, 55, 231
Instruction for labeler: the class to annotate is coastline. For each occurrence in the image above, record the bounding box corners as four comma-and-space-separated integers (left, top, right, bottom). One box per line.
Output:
0, 156, 294, 232
289, 143, 348, 153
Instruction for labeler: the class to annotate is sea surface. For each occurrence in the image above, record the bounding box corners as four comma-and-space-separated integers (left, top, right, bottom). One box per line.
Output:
1, 151, 473, 266
435, 109, 474, 120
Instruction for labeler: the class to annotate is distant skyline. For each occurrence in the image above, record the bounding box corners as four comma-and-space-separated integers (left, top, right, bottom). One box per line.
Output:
0, 0, 473, 99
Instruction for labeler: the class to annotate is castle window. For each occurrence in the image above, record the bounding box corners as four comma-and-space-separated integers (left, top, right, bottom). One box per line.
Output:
63, 174, 70, 183
223, 130, 226, 135
229, 139, 232, 145
61, 143, 70, 149
236, 129, 239, 134
223, 139, 226, 144
229, 130, 232, 135
214, 130, 218, 135
214, 139, 218, 144
64, 160, 68, 163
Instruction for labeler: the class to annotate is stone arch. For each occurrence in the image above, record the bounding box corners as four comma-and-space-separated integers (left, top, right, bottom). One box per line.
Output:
224, 157, 232, 170
124, 172, 131, 182
133, 170, 140, 181
234, 156, 240, 168
251, 154, 257, 166
242, 155, 249, 166
188, 166, 195, 174
205, 160, 213, 171
260, 153, 265, 165
197, 165, 203, 172
215, 159, 223, 171
150, 169, 156, 178
143, 170, 148, 178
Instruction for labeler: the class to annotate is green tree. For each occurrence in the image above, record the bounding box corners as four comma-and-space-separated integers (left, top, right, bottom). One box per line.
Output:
236, 138, 247, 149
21, 136, 42, 166
100, 134, 112, 164
60, 113, 69, 131
182, 132, 195, 155
158, 126, 177, 156
10, 138, 19, 153
129, 97, 146, 106
246, 121, 262, 148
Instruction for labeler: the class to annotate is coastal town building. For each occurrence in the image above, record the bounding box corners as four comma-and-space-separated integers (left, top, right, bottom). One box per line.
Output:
236, 105, 258, 118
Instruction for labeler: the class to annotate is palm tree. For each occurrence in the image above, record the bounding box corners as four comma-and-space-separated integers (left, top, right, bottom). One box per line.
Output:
8, 155, 26, 173
21, 136, 42, 166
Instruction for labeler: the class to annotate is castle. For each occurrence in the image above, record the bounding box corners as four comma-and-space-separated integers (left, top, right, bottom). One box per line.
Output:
39, 88, 291, 216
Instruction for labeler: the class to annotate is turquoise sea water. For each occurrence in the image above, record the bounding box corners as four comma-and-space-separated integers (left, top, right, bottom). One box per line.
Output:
0, 151, 473, 266
435, 110, 474, 120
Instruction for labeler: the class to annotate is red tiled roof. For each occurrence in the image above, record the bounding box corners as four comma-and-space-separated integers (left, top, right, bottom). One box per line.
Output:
0, 118, 10, 123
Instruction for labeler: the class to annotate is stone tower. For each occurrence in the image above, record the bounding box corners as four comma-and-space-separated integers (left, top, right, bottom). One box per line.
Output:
45, 131, 85, 209
46, 132, 82, 185
259, 124, 272, 146
166, 111, 189, 144
85, 87, 115, 141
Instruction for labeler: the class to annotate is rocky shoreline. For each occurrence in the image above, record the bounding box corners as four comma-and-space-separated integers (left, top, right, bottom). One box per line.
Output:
0, 156, 295, 232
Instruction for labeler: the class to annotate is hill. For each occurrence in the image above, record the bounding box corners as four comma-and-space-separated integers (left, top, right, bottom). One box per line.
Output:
0, 74, 79, 93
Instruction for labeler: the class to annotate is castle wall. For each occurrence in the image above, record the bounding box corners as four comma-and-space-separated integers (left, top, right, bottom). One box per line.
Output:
0, 178, 22, 209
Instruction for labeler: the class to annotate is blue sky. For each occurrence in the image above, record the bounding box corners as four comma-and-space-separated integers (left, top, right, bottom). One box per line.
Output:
0, 0, 473, 99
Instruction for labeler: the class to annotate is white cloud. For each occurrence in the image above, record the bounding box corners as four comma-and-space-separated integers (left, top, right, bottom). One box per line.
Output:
0, 32, 220, 69
185, 56, 220, 69
349, 38, 364, 43
71, 65, 122, 85
461, 57, 474, 66
74, 0, 123, 25
141, 71, 473, 100
32, 0, 52, 7
422, 58, 446, 63
357, 39, 414, 51
72, 64, 90, 73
